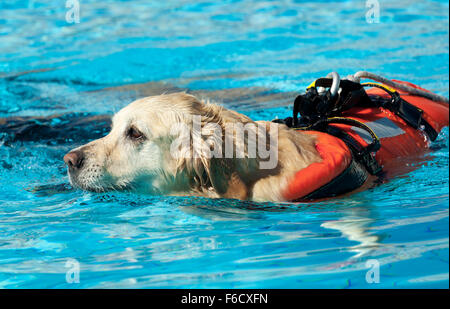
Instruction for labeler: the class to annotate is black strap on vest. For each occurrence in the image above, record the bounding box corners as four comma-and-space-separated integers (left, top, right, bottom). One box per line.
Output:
291, 116, 383, 176
290, 123, 379, 202
296, 158, 368, 201
362, 83, 438, 141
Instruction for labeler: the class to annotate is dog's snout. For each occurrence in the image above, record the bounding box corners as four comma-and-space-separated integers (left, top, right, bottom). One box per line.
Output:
64, 150, 85, 170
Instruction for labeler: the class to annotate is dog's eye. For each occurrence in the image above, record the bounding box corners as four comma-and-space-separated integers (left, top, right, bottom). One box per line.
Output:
127, 127, 144, 140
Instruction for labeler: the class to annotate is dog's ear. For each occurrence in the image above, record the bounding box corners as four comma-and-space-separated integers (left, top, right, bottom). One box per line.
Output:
201, 157, 246, 200
188, 156, 248, 200
185, 101, 249, 200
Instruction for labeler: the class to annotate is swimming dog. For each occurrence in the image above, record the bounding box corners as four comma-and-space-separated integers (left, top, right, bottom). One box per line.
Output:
63, 92, 320, 201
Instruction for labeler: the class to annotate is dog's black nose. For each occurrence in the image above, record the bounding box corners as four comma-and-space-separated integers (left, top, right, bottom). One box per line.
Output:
64, 150, 84, 170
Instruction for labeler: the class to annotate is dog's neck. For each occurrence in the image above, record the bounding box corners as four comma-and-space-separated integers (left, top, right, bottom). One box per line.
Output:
158, 108, 321, 201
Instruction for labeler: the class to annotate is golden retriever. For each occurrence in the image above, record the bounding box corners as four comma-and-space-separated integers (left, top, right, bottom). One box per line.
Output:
63, 92, 320, 201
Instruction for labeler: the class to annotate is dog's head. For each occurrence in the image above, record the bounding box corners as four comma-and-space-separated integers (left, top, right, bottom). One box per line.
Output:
63, 92, 264, 197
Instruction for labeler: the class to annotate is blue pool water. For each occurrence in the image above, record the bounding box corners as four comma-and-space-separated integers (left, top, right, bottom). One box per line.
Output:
0, 0, 448, 288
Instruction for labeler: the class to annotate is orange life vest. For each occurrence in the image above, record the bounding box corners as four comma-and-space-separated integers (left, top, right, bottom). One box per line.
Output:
282, 80, 449, 201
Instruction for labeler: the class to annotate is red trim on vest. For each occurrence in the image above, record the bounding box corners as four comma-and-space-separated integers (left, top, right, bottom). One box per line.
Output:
282, 131, 352, 201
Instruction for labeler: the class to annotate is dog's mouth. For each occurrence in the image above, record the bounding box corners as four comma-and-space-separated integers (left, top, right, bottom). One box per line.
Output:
67, 167, 138, 193
67, 167, 107, 192
67, 171, 102, 192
